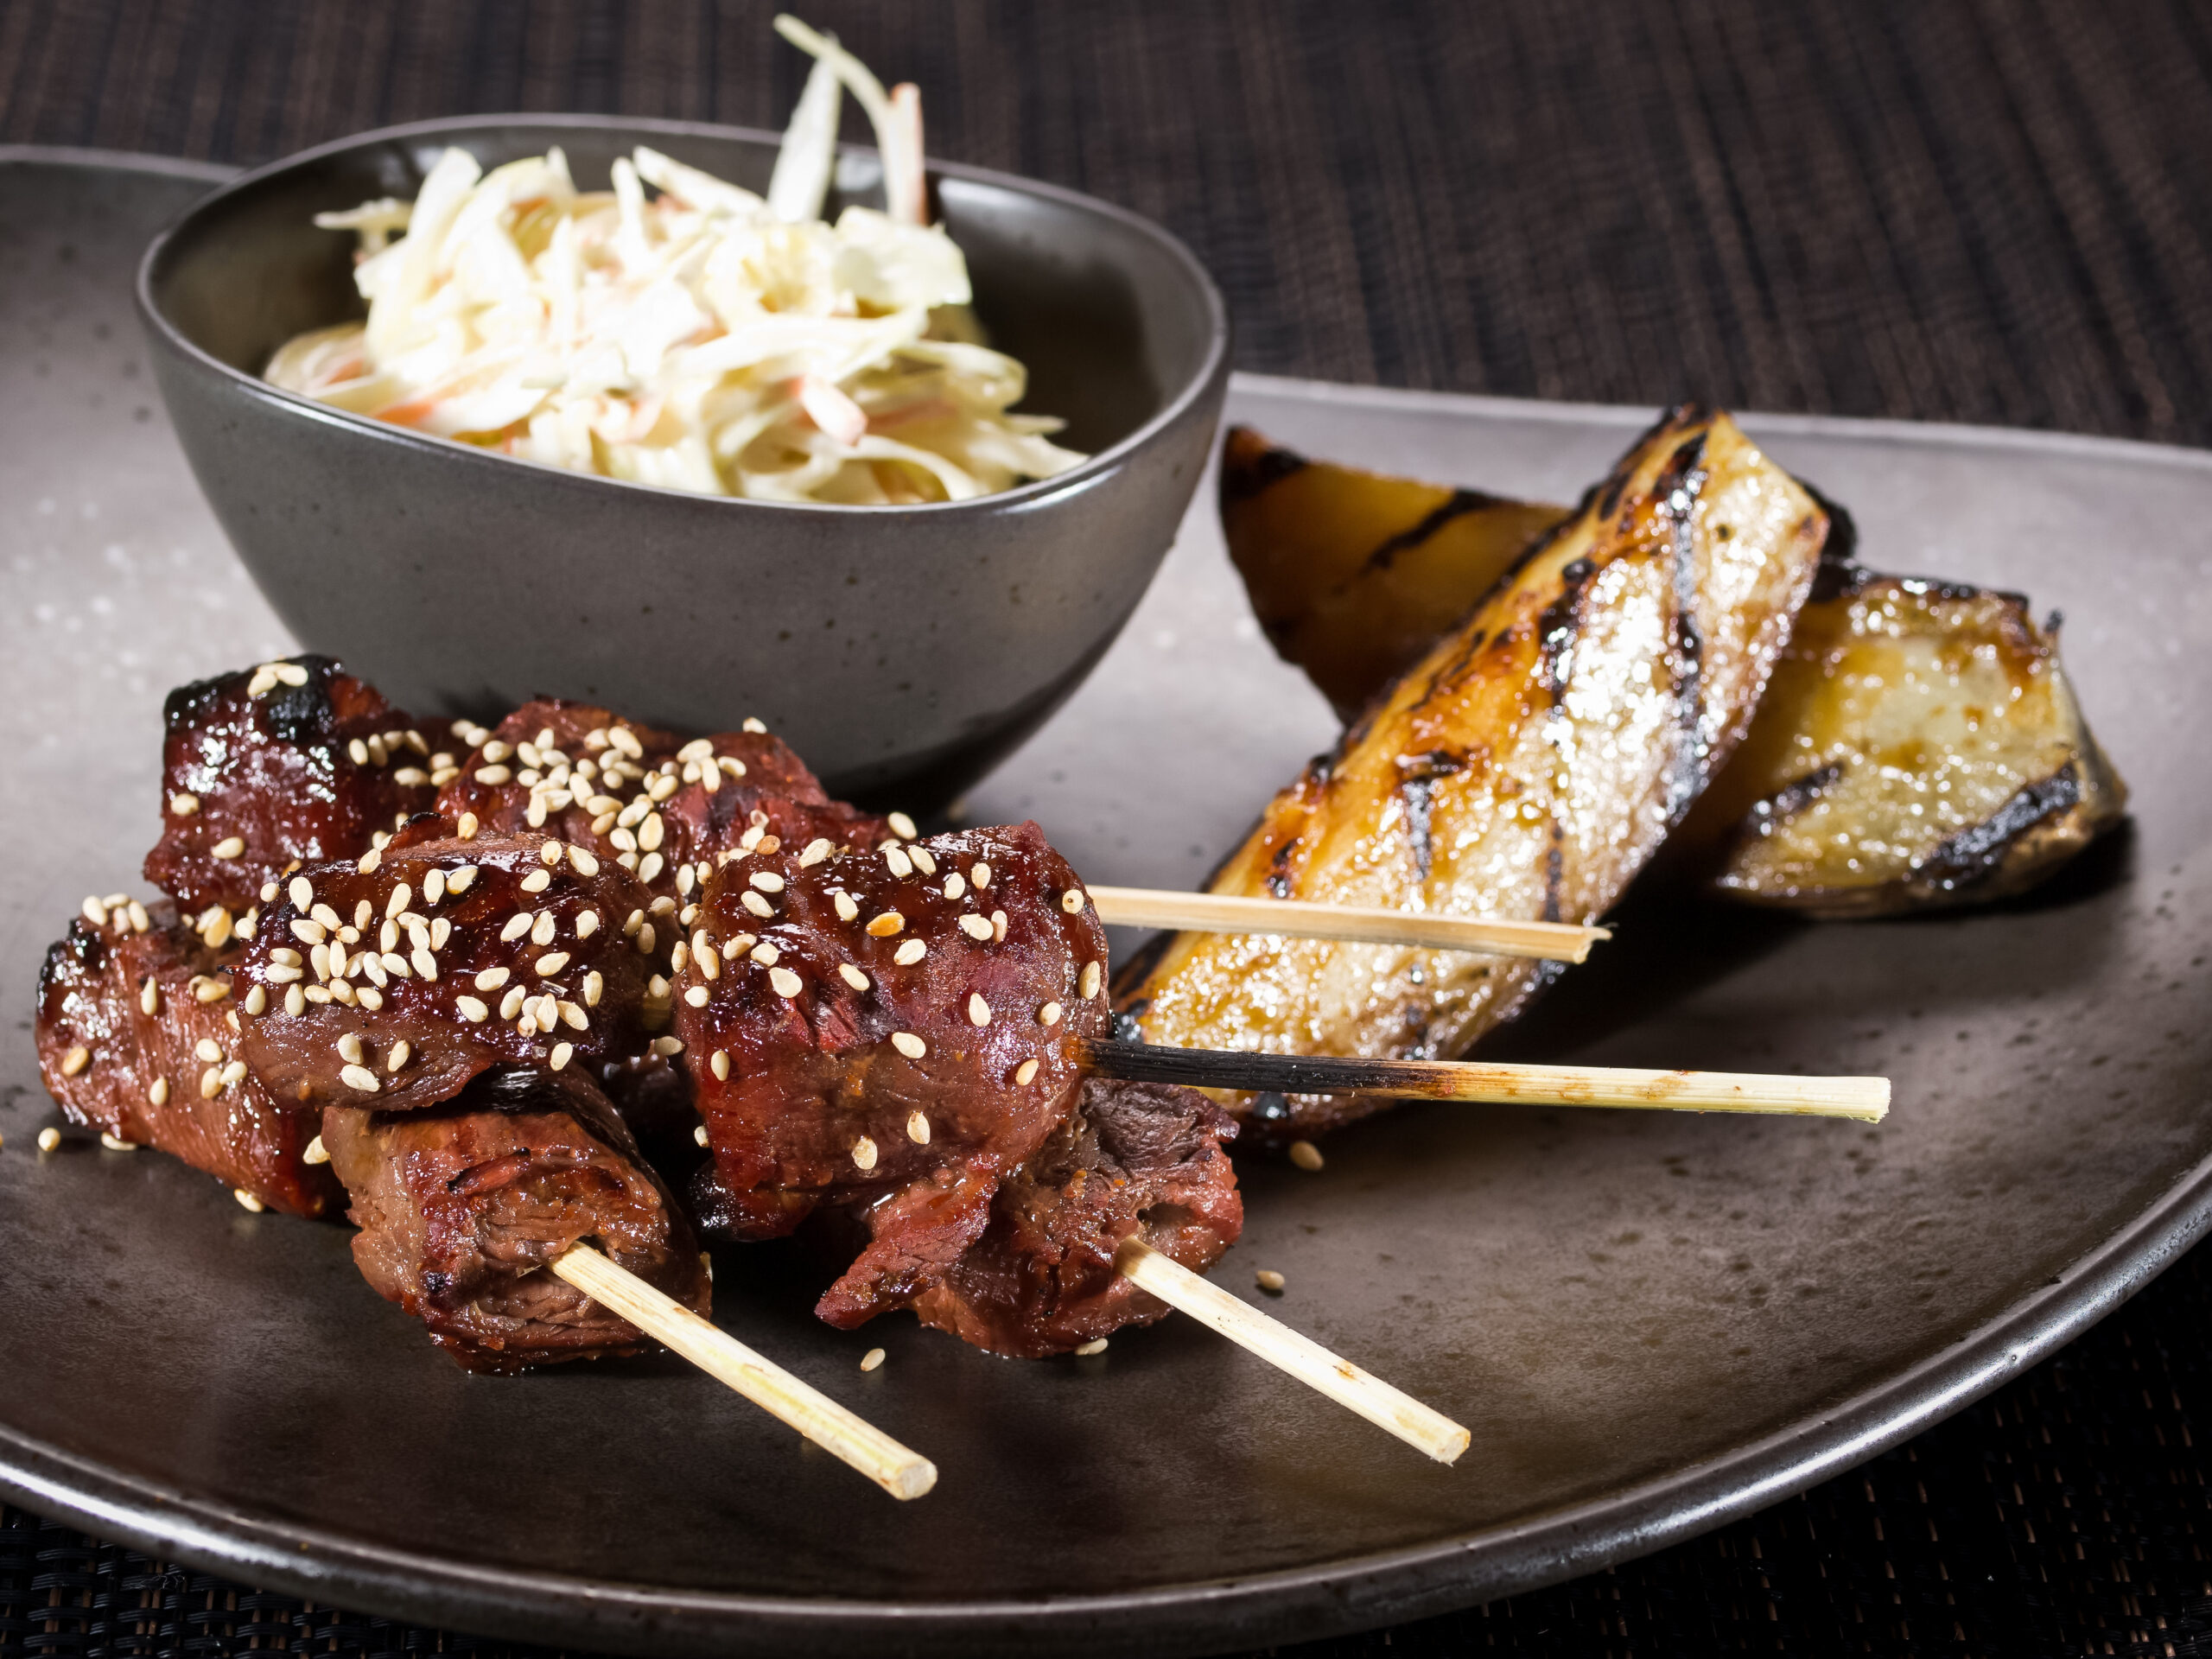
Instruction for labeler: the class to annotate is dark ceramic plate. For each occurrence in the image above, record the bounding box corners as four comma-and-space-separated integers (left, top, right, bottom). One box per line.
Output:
3, 152, 2209, 1658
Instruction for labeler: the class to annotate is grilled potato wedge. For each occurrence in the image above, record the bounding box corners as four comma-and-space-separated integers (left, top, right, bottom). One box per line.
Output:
1124, 407, 1828, 1139
1221, 429, 2127, 918
1220, 426, 1570, 720
1686, 566, 2127, 915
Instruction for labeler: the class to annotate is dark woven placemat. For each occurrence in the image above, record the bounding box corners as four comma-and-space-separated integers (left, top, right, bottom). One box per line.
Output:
3, 3, 2209, 1654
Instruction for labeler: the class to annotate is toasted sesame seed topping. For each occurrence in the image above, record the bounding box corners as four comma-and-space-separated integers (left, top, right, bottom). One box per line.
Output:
893, 938, 926, 966
610, 725, 646, 759
583, 969, 604, 1007
283, 983, 307, 1015
340, 1064, 380, 1093
763, 965, 801, 998
1288, 1140, 1325, 1172
1014, 1058, 1040, 1085
569, 845, 601, 877
741, 717, 767, 734
749, 871, 785, 893
683, 984, 711, 1007
942, 873, 966, 901
386, 1039, 411, 1073
37, 1127, 60, 1152
128, 900, 151, 933
531, 911, 557, 947
905, 1110, 931, 1146
798, 838, 833, 868
671, 941, 690, 973
887, 811, 918, 840
234, 1188, 265, 1212
60, 1045, 91, 1077
639, 852, 665, 884
911, 847, 938, 877
149, 1077, 170, 1106
740, 889, 773, 918
860, 1347, 886, 1371
992, 909, 1008, 942
211, 836, 245, 860
358, 847, 384, 873
219, 1059, 247, 1088
500, 913, 532, 944
520, 869, 551, 893
535, 951, 571, 976
838, 963, 870, 991
457, 812, 480, 841
652, 1035, 684, 1057
1061, 889, 1086, 914
957, 914, 994, 940
967, 994, 992, 1027
1074, 1338, 1109, 1357
499, 985, 526, 1020
750, 942, 779, 966
1038, 1001, 1063, 1027
82, 895, 110, 928
1081, 961, 1103, 999
866, 911, 904, 937
890, 1031, 927, 1059
289, 918, 326, 946
651, 895, 678, 916
137, 976, 159, 1016
883, 845, 913, 878
99, 1132, 135, 1152
338, 1033, 365, 1065
575, 910, 601, 940
302, 1135, 329, 1165
475, 764, 513, 785
550, 1041, 575, 1071
456, 995, 489, 1023
834, 893, 861, 922
288, 875, 314, 911
850, 1135, 879, 1172
170, 792, 200, 816
243, 984, 268, 1016
194, 1037, 223, 1063
635, 922, 658, 954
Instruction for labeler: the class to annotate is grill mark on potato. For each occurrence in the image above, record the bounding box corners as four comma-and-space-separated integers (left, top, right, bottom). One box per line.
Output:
1393, 750, 1466, 883
1745, 761, 1847, 834
1542, 819, 1564, 923
1656, 433, 1712, 823
1914, 762, 2082, 892
1357, 488, 1516, 577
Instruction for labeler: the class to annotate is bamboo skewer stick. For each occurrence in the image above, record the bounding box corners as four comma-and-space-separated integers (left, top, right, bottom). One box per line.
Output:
551, 1243, 938, 1501
1084, 887, 1606, 964
1116, 1238, 1470, 1464
1077, 1039, 1890, 1122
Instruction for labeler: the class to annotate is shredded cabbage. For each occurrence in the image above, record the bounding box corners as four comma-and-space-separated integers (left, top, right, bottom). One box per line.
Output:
264, 16, 1085, 505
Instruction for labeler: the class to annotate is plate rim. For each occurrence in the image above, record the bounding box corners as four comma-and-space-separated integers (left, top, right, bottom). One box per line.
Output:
2, 143, 2208, 1658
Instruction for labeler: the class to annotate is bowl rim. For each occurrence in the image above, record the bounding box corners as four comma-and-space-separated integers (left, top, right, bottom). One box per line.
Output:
135, 110, 1230, 519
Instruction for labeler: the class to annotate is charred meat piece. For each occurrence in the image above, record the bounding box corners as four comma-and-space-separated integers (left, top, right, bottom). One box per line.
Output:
1685, 566, 2129, 915
669, 821, 1111, 1327
239, 823, 670, 1115
435, 700, 888, 909
910, 1079, 1243, 1357
324, 1065, 710, 1373
35, 903, 341, 1217
143, 656, 454, 919
1123, 407, 1829, 1141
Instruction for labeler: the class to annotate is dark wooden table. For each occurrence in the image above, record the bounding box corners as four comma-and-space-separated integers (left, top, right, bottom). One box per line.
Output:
3, 3, 2209, 1653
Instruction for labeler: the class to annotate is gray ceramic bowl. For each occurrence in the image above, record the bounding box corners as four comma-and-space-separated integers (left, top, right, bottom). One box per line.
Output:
137, 114, 1228, 808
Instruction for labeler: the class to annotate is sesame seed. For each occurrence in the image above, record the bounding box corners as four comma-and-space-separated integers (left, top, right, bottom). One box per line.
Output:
430, 918, 451, 950
835, 893, 861, 922
710, 1050, 731, 1081
384, 883, 412, 920
285, 984, 307, 1016
888, 811, 918, 841
1075, 1338, 1109, 1357
475, 765, 512, 785
639, 852, 665, 884
958, 914, 993, 940
290, 918, 327, 945
575, 910, 600, 940
769, 966, 803, 998
569, 845, 600, 876
890, 1032, 926, 1059
358, 847, 383, 873
867, 912, 904, 937
37, 1128, 60, 1152
893, 939, 926, 966
943, 874, 966, 900
423, 868, 447, 904
1255, 1270, 1286, 1292
457, 995, 488, 1023
1081, 961, 1103, 999
340, 1064, 380, 1093
338, 1033, 364, 1065
610, 726, 645, 759
635, 922, 658, 954
992, 910, 1008, 942
234, 1188, 265, 1212
60, 1045, 90, 1077
1014, 1058, 1039, 1085
194, 1037, 223, 1063
583, 969, 603, 1007
303, 1135, 329, 1165
740, 889, 772, 918
1061, 888, 1087, 914
448, 866, 478, 895
411, 947, 438, 980
289, 875, 314, 910
798, 838, 832, 868
750, 871, 785, 893
838, 963, 870, 991
149, 1077, 170, 1106
244, 985, 267, 1015
211, 836, 245, 860
638, 813, 666, 853
219, 1060, 247, 1088
521, 869, 551, 893
138, 977, 159, 1016
1288, 1140, 1325, 1172
851, 1135, 879, 1172
684, 985, 711, 1007
750, 942, 779, 966
534, 994, 559, 1029
385, 1039, 410, 1073
274, 662, 308, 686
482, 740, 513, 763
1038, 1001, 1062, 1027
457, 813, 479, 841
200, 1066, 221, 1098
170, 792, 200, 816
652, 1036, 684, 1057
623, 908, 645, 938
499, 986, 526, 1020
671, 942, 690, 973
968, 994, 992, 1027
536, 951, 571, 976
860, 1347, 886, 1372
128, 900, 150, 933
884, 845, 913, 878
531, 911, 556, 947
906, 1111, 931, 1145
693, 1123, 710, 1147
741, 717, 767, 735
246, 670, 277, 697
651, 895, 678, 917
550, 1042, 574, 1071
313, 903, 343, 931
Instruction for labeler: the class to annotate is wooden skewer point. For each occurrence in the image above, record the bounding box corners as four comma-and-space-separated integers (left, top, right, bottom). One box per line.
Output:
1085, 887, 1606, 965
551, 1243, 938, 1501
1116, 1237, 1470, 1465
1078, 1039, 1890, 1122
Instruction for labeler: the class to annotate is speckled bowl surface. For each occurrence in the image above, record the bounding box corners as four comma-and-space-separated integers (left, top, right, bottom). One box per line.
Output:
137, 115, 1229, 808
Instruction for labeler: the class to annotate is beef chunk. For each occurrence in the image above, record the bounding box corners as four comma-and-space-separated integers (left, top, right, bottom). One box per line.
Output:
911, 1080, 1243, 1357
434, 700, 887, 910
239, 824, 671, 1114
668, 821, 1112, 1327
35, 904, 341, 1217
324, 1065, 710, 1373
143, 657, 454, 917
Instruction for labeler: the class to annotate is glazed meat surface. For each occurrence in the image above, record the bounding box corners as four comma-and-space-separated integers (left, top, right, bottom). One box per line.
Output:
35, 903, 341, 1217
434, 700, 888, 911
911, 1079, 1243, 1357
668, 821, 1111, 1326
240, 823, 670, 1114
1122, 407, 1829, 1141
143, 656, 454, 918
324, 1065, 709, 1373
